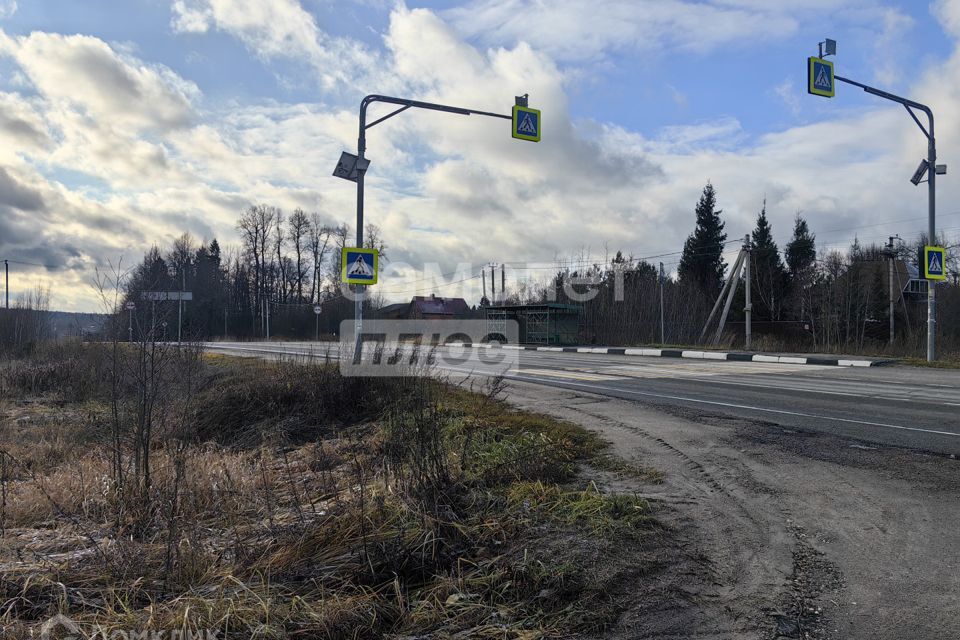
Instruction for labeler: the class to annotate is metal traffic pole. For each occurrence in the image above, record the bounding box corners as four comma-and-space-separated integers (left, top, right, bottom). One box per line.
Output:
927, 124, 937, 361
887, 236, 896, 345
658, 262, 665, 345
810, 39, 942, 360
354, 123, 366, 364
744, 234, 752, 351
836, 76, 940, 360
342, 94, 531, 364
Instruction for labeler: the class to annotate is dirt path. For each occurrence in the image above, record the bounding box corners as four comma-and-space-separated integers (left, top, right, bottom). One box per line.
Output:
502, 381, 960, 640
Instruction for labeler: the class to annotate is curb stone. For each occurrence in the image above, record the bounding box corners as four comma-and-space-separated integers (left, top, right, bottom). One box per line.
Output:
449, 343, 891, 367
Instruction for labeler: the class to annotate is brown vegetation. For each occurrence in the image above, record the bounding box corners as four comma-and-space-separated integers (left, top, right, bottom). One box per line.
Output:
0, 346, 661, 638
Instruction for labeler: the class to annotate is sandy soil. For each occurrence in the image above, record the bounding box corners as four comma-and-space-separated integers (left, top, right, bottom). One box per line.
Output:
502, 380, 960, 640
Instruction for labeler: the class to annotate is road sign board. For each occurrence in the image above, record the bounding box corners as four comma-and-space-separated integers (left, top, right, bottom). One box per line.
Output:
512, 105, 541, 142
140, 291, 193, 301
313, 305, 322, 315
808, 57, 835, 98
342, 247, 378, 285
125, 302, 136, 310
923, 245, 947, 281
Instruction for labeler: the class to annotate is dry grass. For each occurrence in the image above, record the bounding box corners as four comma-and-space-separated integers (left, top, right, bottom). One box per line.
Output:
0, 350, 662, 639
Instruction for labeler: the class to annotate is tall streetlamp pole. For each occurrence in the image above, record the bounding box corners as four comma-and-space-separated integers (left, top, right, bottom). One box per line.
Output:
744, 234, 752, 351
658, 262, 665, 345
810, 40, 943, 361
834, 76, 938, 361
886, 236, 897, 345
343, 94, 524, 363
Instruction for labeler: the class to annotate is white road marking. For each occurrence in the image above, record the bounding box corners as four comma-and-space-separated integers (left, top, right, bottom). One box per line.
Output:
522, 368, 626, 382
206, 343, 960, 410
664, 376, 959, 405
510, 375, 960, 439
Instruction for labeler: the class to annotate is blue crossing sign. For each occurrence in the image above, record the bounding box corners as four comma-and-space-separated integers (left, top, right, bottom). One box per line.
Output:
512, 105, 541, 142
808, 57, 835, 98
923, 245, 946, 281
342, 247, 379, 285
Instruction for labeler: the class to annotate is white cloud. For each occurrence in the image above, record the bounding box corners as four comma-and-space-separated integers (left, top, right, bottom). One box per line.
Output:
773, 79, 801, 117
0, 91, 51, 157
443, 0, 833, 62
934, 0, 960, 38
170, 0, 377, 88
4, 2, 960, 312
0, 31, 198, 132
871, 7, 915, 85
0, 1, 15, 19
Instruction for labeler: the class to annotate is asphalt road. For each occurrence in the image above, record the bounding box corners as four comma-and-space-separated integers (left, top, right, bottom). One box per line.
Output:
204, 341, 960, 455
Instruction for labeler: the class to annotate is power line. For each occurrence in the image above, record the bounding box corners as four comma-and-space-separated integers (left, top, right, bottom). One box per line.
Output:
0, 258, 59, 269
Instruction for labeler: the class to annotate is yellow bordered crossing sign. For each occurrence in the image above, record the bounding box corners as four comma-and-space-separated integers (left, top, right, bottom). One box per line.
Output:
808, 57, 835, 98
512, 105, 541, 142
342, 247, 378, 285
923, 245, 946, 281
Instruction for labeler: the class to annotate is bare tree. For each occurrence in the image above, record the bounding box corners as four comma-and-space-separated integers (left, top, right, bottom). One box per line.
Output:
308, 213, 332, 302
168, 233, 195, 284
329, 223, 351, 288
364, 223, 388, 261
237, 205, 277, 334
274, 209, 287, 303
289, 208, 311, 303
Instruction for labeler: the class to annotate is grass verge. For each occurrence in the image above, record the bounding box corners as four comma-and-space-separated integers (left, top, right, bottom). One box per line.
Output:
0, 346, 663, 639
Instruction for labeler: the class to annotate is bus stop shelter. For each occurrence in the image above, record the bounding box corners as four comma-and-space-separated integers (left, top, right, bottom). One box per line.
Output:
484, 303, 581, 345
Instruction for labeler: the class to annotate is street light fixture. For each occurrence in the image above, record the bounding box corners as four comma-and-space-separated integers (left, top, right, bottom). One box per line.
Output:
911, 160, 929, 186
810, 38, 944, 361
333, 93, 534, 363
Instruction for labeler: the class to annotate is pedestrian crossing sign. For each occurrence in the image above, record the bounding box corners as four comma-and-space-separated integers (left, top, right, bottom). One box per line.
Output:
342, 247, 378, 285
923, 245, 946, 281
808, 57, 835, 98
512, 105, 541, 142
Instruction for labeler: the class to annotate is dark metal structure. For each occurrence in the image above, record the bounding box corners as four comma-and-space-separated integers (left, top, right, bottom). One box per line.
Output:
485, 303, 581, 345
341, 94, 520, 363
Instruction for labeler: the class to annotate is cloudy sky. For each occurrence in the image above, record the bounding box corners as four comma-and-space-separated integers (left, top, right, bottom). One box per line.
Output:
2, 0, 960, 311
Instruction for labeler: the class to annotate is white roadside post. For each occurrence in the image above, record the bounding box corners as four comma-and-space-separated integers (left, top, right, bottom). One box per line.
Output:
125, 301, 136, 342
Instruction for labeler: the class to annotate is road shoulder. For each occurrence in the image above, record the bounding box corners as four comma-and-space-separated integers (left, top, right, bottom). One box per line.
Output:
502, 380, 960, 640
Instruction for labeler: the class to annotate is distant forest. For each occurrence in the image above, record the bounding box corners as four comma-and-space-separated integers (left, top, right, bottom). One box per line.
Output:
42, 181, 957, 357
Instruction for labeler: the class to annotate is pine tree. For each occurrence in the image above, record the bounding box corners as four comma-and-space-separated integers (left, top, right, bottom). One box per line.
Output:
750, 202, 787, 321
785, 213, 817, 320
678, 182, 727, 299
785, 214, 816, 276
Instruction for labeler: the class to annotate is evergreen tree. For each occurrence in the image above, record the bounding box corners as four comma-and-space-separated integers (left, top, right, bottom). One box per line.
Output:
750, 202, 787, 321
785, 213, 816, 276
194, 239, 226, 338
785, 213, 817, 320
678, 182, 727, 298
